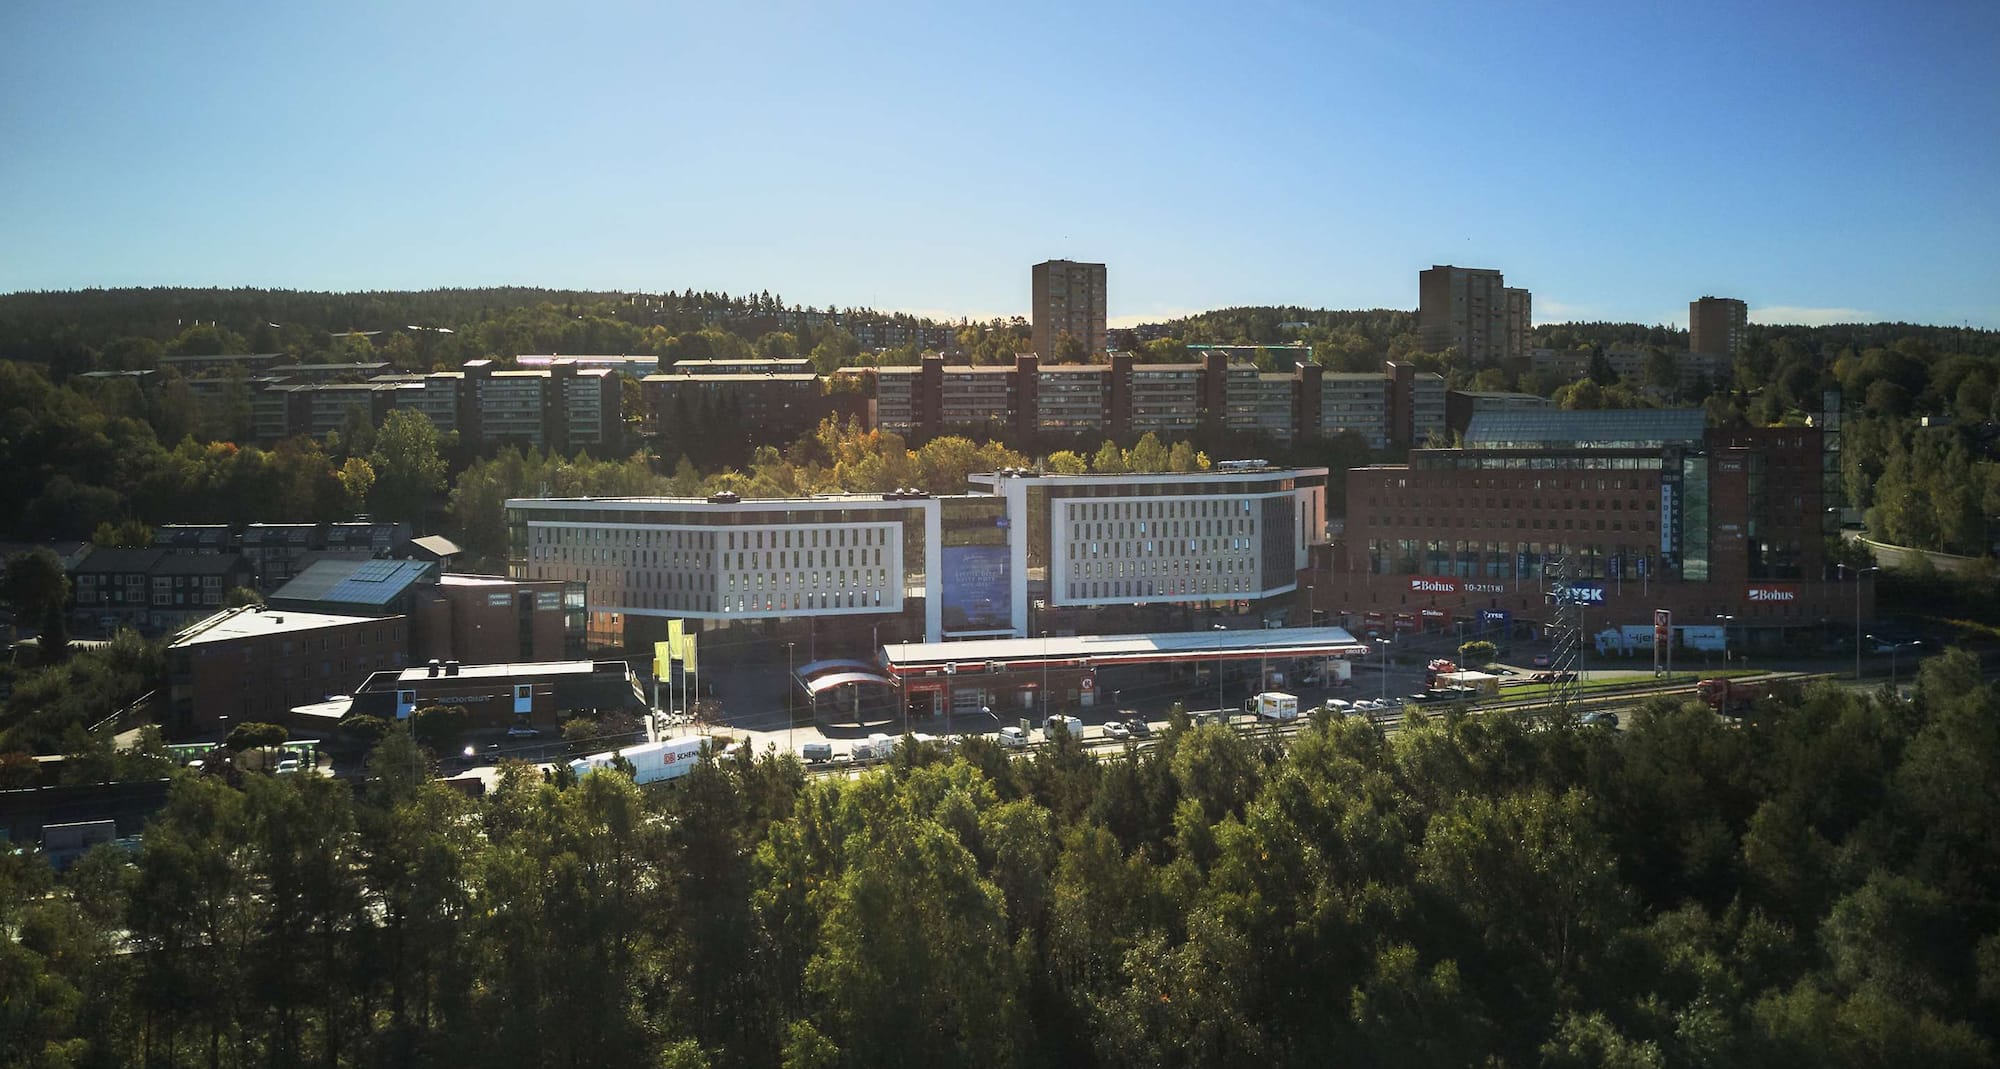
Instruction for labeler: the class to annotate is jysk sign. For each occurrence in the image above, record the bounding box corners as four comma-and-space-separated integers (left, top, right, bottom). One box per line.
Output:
1554, 581, 1606, 604
1747, 585, 1798, 603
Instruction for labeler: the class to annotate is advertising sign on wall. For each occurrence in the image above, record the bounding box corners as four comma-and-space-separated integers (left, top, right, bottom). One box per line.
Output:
1409, 577, 1458, 594
1564, 580, 1607, 604
1660, 462, 1682, 568
942, 545, 1012, 633
1746, 584, 1799, 603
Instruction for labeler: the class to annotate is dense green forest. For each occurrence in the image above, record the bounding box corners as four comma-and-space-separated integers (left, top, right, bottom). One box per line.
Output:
10, 654, 2000, 1068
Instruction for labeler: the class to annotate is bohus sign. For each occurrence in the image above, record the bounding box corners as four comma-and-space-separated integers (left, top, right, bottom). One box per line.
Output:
1410, 577, 1457, 594
1746, 584, 1799, 603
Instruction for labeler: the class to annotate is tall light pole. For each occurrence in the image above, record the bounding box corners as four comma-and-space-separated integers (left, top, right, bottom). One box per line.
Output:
1041, 631, 1050, 722
1212, 624, 1227, 718
785, 640, 796, 754
1841, 564, 1878, 681
1716, 614, 1736, 668
1380, 637, 1392, 705
1869, 635, 1918, 693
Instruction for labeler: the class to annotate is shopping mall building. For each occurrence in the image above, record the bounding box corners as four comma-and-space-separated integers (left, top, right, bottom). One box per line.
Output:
506, 463, 1330, 651
1319, 407, 1873, 652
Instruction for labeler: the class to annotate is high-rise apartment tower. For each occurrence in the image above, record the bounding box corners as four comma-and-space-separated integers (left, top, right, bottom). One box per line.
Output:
1418, 265, 1530, 363
1031, 259, 1108, 360
1689, 296, 1748, 358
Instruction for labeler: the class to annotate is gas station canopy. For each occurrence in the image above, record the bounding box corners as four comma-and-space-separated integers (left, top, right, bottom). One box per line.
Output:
803, 670, 897, 696
880, 626, 1369, 679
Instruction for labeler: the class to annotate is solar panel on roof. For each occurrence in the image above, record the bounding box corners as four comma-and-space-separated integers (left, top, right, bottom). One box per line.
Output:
349, 559, 401, 582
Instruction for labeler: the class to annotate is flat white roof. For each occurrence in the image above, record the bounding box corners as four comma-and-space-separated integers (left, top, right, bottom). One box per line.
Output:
507, 494, 934, 510
882, 626, 1367, 671
967, 466, 1328, 488
438, 573, 524, 587
291, 696, 355, 720
168, 606, 384, 648
393, 659, 623, 683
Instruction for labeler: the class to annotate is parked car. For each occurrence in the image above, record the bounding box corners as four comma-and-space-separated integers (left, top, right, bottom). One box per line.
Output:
1322, 698, 1353, 714
274, 757, 302, 776
1580, 711, 1620, 728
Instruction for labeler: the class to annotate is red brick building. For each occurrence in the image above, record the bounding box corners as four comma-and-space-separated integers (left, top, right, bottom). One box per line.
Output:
1320, 410, 1870, 652
165, 606, 407, 736
409, 574, 584, 664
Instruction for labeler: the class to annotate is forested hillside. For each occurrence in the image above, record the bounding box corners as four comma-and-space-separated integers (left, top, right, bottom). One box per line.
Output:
10, 653, 2000, 1068
0, 286, 942, 375
6, 286, 2000, 552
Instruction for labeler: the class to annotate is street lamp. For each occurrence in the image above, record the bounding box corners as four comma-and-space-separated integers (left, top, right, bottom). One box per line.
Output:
1868, 635, 1919, 693
1041, 631, 1051, 722
1840, 564, 1878, 681
1380, 636, 1392, 705
1212, 624, 1228, 719
1716, 614, 1736, 668
785, 640, 796, 754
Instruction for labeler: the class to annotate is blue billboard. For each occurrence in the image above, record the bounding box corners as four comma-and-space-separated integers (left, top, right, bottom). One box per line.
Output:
942, 545, 1012, 633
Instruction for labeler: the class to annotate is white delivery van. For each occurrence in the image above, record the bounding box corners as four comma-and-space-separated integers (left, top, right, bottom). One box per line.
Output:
851, 733, 897, 761
1246, 692, 1301, 720
1044, 714, 1084, 741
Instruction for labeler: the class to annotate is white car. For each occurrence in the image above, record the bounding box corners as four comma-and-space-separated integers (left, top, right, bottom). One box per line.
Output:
274, 757, 302, 775
996, 726, 1029, 748
1323, 699, 1353, 713
1105, 721, 1131, 740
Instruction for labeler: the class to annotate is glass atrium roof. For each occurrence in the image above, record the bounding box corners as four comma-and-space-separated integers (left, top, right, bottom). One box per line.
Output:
1462, 409, 1706, 449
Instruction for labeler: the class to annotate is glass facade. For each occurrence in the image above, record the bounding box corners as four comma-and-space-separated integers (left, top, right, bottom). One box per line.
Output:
1679, 455, 1709, 581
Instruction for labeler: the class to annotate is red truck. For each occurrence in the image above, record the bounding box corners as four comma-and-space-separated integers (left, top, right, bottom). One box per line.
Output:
1696, 678, 1771, 717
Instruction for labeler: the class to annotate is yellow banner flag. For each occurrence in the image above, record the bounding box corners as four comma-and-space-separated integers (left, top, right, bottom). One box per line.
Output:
681, 627, 699, 678
666, 620, 686, 665
652, 641, 672, 678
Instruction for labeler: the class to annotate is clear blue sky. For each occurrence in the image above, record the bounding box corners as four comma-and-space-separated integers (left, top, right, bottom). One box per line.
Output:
3, 1, 1995, 328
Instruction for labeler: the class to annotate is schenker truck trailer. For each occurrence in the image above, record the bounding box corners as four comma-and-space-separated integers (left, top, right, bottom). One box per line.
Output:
571, 735, 708, 785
